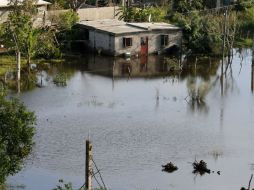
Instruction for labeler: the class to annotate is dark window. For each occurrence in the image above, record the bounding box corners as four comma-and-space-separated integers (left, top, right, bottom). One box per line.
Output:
123, 37, 132, 47
161, 35, 169, 46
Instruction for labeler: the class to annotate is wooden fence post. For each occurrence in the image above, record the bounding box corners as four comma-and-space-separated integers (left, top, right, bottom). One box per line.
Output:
85, 140, 93, 190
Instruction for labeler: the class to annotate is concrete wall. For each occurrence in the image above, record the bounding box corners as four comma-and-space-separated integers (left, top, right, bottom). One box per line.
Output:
1, 6, 119, 24
77, 7, 119, 21
47, 6, 119, 22
114, 30, 182, 56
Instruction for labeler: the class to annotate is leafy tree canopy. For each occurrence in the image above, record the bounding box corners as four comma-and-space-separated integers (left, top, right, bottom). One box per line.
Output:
57, 11, 80, 30
48, 0, 86, 11
234, 0, 253, 12
172, 0, 204, 13
0, 83, 36, 184
117, 6, 166, 22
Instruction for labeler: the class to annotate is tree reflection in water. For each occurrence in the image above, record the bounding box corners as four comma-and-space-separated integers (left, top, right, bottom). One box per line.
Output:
185, 77, 210, 113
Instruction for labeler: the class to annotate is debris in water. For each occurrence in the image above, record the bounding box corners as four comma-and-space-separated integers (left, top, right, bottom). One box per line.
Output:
241, 174, 253, 190
162, 162, 178, 173
192, 160, 211, 175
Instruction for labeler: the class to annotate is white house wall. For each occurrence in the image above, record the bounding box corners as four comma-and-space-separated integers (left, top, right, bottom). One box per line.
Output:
114, 30, 182, 56
89, 30, 115, 54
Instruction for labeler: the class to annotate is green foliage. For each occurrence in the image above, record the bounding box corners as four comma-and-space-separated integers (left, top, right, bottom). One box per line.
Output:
117, 6, 166, 22
57, 11, 79, 30
48, 0, 68, 9
36, 30, 62, 59
235, 38, 253, 47
53, 180, 76, 190
48, 0, 87, 11
0, 83, 6, 97
238, 6, 254, 34
172, 0, 204, 13
0, 87, 36, 184
172, 12, 222, 53
234, 0, 253, 12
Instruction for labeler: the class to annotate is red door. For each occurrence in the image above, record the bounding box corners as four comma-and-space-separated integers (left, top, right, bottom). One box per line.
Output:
140, 37, 148, 55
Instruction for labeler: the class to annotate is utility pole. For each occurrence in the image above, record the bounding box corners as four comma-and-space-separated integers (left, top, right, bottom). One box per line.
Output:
85, 140, 93, 190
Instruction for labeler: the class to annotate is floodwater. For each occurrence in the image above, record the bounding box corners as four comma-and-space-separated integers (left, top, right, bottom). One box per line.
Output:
7, 49, 254, 190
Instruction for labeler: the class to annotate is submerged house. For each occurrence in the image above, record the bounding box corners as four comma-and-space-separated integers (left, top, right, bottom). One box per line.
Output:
77, 19, 182, 56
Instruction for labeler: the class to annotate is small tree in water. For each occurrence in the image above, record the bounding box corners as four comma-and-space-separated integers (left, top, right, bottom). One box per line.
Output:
1, 0, 60, 73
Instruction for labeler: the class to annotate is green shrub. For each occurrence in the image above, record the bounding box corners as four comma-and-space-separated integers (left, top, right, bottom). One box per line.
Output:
58, 11, 79, 30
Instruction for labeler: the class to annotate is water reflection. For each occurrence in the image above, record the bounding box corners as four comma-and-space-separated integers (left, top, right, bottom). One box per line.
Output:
50, 55, 221, 114
251, 61, 254, 93
185, 77, 210, 113
27, 54, 223, 116
7, 49, 254, 190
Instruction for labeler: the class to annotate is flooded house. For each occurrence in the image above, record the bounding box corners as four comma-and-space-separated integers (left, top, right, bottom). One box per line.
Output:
76, 19, 182, 56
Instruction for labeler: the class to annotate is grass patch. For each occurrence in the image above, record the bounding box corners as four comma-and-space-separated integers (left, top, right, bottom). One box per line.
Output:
0, 55, 16, 76
0, 54, 65, 77
235, 38, 253, 48
53, 73, 67, 86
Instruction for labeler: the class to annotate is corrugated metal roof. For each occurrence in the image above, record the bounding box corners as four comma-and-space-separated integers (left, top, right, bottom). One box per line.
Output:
0, 0, 51, 7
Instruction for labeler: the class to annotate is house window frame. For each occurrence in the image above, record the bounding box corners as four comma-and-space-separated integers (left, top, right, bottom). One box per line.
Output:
161, 35, 169, 47
123, 37, 133, 48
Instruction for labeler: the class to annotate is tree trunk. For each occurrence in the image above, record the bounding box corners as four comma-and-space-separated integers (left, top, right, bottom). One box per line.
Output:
27, 55, 31, 73
16, 51, 21, 81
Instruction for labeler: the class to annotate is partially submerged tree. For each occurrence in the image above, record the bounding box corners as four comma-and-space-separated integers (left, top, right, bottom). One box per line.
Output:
1, 0, 60, 73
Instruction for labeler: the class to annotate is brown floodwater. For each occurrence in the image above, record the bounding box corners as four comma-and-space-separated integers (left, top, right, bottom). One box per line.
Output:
7, 49, 254, 190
